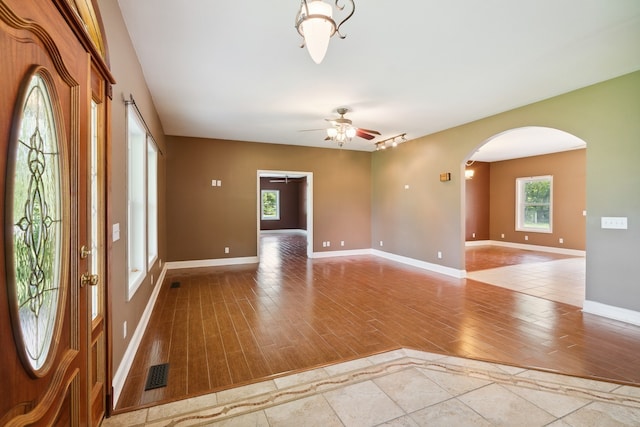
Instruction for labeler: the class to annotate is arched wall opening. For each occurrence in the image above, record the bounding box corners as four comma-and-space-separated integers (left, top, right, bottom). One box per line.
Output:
462, 126, 587, 306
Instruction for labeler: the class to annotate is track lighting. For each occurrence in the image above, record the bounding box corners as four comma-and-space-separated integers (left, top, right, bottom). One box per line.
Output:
375, 133, 407, 151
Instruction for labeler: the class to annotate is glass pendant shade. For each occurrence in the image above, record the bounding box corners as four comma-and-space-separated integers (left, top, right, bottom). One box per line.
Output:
327, 127, 338, 138
346, 127, 356, 138
301, 1, 333, 64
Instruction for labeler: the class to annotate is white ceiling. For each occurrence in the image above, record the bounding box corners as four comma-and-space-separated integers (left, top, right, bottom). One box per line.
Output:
117, 0, 640, 157
470, 126, 586, 162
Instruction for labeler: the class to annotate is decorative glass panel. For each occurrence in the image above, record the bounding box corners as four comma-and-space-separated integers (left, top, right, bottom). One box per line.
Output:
90, 100, 100, 320
9, 73, 62, 372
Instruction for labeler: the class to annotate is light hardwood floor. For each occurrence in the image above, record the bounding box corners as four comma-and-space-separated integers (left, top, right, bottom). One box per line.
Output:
115, 232, 640, 412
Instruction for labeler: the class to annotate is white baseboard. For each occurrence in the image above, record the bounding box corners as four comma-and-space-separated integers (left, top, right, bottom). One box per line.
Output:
311, 248, 373, 258
165, 256, 259, 269
372, 249, 466, 279
112, 264, 167, 406
465, 240, 492, 247
583, 300, 640, 326
469, 240, 585, 257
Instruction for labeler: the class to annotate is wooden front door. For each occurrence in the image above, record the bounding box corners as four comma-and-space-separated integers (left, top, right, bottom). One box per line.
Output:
0, 1, 111, 425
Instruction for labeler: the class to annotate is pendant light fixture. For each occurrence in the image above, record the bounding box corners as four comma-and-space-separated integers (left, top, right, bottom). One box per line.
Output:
295, 0, 355, 64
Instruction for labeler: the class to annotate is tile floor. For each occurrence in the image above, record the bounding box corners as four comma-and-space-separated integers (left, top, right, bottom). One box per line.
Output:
103, 348, 640, 426
466, 257, 585, 307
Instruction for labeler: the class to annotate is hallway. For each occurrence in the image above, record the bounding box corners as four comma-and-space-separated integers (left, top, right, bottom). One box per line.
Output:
115, 231, 640, 416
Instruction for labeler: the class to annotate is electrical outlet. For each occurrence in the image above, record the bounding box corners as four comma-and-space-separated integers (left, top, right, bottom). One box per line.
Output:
322, 241, 327, 247
379, 241, 383, 246
437, 251, 442, 259
340, 240, 345, 247
525, 235, 529, 241
224, 247, 229, 254
559, 238, 564, 244
327, 241, 331, 247
472, 232, 476, 238
501, 233, 505, 239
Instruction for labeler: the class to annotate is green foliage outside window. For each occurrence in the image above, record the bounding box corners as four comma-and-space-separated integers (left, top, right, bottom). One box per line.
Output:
261, 190, 279, 220
517, 176, 552, 232
523, 180, 551, 228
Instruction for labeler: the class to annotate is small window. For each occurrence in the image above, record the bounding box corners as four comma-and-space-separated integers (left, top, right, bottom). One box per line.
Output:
516, 175, 552, 233
261, 190, 280, 220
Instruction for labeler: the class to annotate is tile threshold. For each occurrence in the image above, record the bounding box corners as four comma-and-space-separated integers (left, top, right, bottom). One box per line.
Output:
104, 349, 640, 427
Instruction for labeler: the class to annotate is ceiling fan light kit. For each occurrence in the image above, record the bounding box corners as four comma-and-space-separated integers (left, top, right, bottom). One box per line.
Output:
324, 107, 380, 147
295, 0, 355, 64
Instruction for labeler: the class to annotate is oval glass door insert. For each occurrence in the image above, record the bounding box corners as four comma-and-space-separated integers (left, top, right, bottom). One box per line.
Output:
7, 70, 65, 375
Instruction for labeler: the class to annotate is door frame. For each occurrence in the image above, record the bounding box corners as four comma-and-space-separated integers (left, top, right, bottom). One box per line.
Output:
256, 170, 313, 258
0, 0, 114, 425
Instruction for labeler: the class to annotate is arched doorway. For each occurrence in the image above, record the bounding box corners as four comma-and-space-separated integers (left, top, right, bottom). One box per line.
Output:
463, 126, 587, 307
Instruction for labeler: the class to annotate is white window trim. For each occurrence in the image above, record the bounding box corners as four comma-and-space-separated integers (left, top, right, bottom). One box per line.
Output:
515, 175, 553, 234
261, 189, 280, 220
126, 105, 158, 300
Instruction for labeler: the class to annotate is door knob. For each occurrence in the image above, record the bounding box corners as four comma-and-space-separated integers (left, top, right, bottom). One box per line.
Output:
81, 273, 99, 287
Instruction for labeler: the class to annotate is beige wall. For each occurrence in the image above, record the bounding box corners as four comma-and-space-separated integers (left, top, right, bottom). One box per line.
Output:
98, 0, 167, 371
165, 137, 371, 261
490, 149, 586, 250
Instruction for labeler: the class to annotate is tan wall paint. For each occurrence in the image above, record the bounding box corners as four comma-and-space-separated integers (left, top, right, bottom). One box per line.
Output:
490, 150, 586, 250
166, 137, 371, 261
373, 71, 640, 312
98, 0, 167, 371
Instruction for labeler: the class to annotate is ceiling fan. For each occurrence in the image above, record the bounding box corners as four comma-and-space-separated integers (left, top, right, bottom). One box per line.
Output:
324, 107, 381, 146
269, 176, 290, 183
299, 108, 381, 147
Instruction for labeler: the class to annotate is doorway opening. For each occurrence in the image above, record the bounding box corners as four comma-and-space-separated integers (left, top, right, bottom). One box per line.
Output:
463, 126, 587, 307
257, 170, 313, 259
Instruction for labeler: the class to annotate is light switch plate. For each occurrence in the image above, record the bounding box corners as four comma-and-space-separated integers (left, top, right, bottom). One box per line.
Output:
601, 217, 628, 229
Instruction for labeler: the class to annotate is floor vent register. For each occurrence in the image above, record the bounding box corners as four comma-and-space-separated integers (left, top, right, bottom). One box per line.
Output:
145, 363, 170, 390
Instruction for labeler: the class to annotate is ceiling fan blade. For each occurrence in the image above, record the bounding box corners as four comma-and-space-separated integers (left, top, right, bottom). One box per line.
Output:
298, 128, 325, 132
356, 129, 376, 140
357, 128, 381, 135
